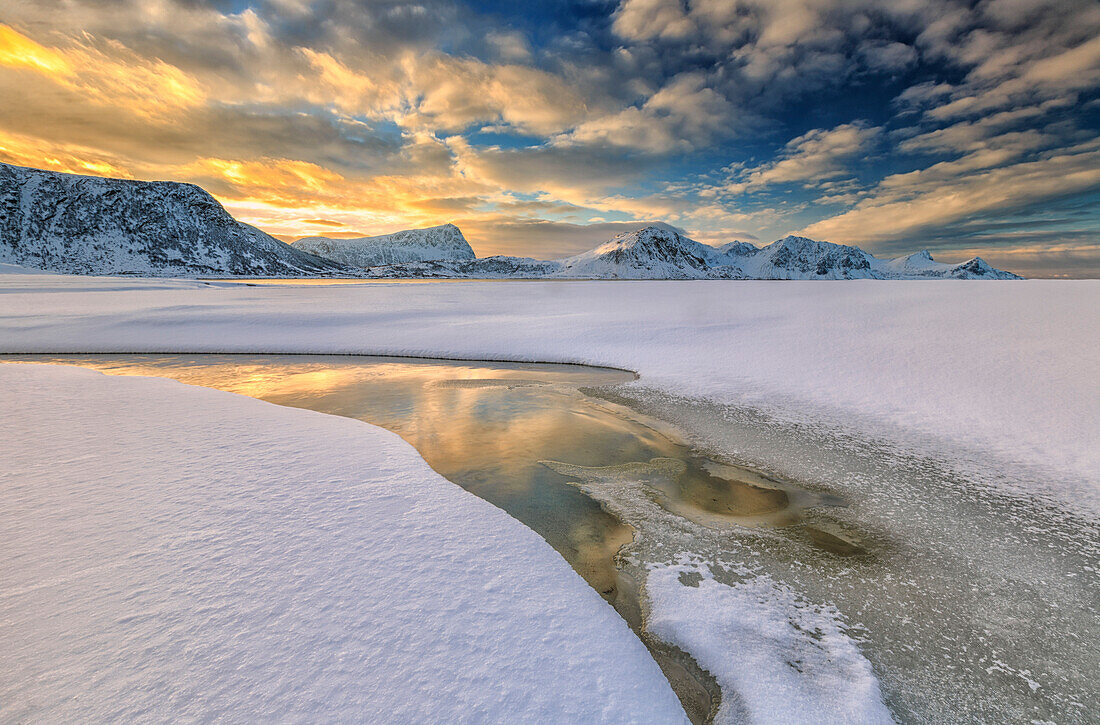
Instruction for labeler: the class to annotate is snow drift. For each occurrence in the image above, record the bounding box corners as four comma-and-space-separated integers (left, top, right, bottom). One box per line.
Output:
0, 163, 347, 277
0, 363, 687, 722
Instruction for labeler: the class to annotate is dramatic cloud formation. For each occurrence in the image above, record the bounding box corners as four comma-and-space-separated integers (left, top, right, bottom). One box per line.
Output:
0, 0, 1097, 274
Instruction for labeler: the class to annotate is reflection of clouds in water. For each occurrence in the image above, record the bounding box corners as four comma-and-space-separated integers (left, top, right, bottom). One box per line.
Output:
63, 354, 649, 597
41, 352, 641, 508
564, 515, 634, 598
427, 378, 548, 388
543, 457, 795, 529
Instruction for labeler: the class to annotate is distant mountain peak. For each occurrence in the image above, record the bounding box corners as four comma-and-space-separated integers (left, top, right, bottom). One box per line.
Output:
360, 227, 1022, 280
952, 256, 1020, 279
881, 248, 1021, 279
294, 223, 474, 268
559, 225, 723, 278
0, 163, 1023, 280
716, 240, 759, 257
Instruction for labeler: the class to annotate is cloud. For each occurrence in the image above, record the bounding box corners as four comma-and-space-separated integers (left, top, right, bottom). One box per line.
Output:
562, 72, 739, 152
0, 24, 205, 121
860, 41, 919, 73
448, 136, 650, 202
457, 218, 688, 259
0, 0, 1096, 275
300, 48, 591, 136
724, 123, 882, 192
801, 141, 1100, 248
485, 31, 532, 62
609, 0, 943, 104
908, 1, 1100, 121
0, 129, 135, 178
927, 241, 1100, 279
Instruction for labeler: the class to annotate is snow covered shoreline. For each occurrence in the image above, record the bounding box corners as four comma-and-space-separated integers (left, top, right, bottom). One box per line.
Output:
3, 272, 1096, 722
1, 272, 1096, 509
0, 362, 686, 722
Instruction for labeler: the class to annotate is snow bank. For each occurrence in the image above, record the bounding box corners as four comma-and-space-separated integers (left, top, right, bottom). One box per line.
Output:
646, 560, 892, 725
1, 275, 1094, 508
0, 363, 686, 723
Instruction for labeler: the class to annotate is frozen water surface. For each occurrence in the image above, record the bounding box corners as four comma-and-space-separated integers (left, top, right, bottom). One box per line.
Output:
611, 388, 1099, 724
8, 354, 1097, 724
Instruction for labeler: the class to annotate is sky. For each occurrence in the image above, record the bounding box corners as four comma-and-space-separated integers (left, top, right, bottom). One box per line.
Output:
0, 1, 1098, 277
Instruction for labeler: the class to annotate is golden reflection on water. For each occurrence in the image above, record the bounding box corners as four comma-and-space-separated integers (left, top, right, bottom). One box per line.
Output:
12, 354, 824, 597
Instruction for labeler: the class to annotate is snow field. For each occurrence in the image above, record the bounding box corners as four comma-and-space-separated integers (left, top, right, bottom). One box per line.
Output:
0, 363, 687, 723
2, 274, 1095, 505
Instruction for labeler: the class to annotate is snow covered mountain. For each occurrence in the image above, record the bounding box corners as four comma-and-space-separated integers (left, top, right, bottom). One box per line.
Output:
294, 223, 475, 267
558, 227, 1021, 280
359, 225, 1021, 280
720, 235, 879, 280
557, 226, 725, 279
877, 250, 1021, 279
715, 240, 761, 258
0, 161, 1021, 280
0, 163, 347, 277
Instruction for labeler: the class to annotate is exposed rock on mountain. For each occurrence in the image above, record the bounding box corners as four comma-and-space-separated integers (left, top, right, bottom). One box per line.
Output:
0, 163, 346, 277
363, 255, 561, 279
557, 226, 724, 279
0, 163, 1022, 280
294, 223, 475, 267
715, 241, 760, 258
543, 227, 1020, 280
879, 250, 1022, 279
358, 224, 1022, 280
721, 235, 878, 280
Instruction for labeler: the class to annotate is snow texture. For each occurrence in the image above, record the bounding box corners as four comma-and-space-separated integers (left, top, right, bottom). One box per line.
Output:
1, 272, 1091, 503
646, 560, 893, 725
294, 223, 475, 267
0, 261, 52, 274
0, 362, 687, 723
3, 271, 1094, 723
0, 163, 347, 277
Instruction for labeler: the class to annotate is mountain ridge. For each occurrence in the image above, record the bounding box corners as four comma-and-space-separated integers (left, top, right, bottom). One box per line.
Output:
0, 163, 347, 277
293, 223, 475, 267
357, 227, 1021, 280
0, 164, 1021, 280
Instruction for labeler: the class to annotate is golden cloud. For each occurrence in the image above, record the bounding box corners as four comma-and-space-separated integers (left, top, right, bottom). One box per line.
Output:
0, 128, 134, 178
0, 24, 205, 121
